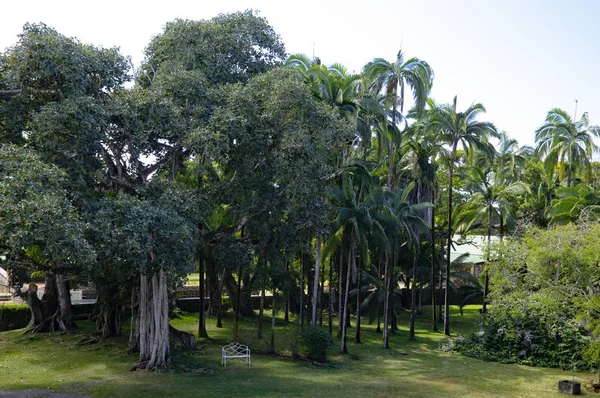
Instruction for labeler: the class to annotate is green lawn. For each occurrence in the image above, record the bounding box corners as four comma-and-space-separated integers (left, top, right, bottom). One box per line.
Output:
0, 306, 592, 397
184, 273, 200, 286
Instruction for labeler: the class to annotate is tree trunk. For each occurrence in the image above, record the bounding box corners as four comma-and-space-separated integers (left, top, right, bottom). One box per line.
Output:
270, 290, 276, 353
169, 325, 196, 349
376, 261, 382, 334
216, 266, 226, 328
391, 261, 397, 336
26, 284, 43, 327
319, 253, 325, 327
206, 256, 218, 316
438, 238, 444, 324
355, 252, 362, 344
328, 256, 334, 336
482, 207, 492, 313
418, 283, 423, 314
55, 274, 74, 329
258, 288, 265, 338
312, 236, 321, 327
198, 255, 208, 338
128, 281, 139, 353
338, 250, 343, 336
383, 253, 391, 349
299, 252, 304, 328
25, 272, 75, 333
445, 144, 457, 336
340, 243, 353, 353
42, 272, 59, 318
235, 264, 243, 325
284, 261, 290, 323
409, 243, 419, 341
134, 270, 170, 371
95, 279, 122, 338
431, 205, 438, 331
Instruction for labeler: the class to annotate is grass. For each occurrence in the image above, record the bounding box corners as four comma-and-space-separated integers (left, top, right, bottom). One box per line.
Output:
0, 305, 592, 397
184, 273, 199, 286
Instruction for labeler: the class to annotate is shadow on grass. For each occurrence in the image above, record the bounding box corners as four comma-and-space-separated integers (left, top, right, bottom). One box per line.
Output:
0, 306, 576, 398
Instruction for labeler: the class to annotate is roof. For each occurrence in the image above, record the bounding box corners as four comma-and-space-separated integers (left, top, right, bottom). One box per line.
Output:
450, 235, 499, 264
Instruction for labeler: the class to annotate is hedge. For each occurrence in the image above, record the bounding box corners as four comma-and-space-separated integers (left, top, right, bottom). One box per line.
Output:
0, 303, 30, 331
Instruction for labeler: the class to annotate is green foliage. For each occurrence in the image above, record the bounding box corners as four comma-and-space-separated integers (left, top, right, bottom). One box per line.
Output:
452, 222, 600, 369
451, 306, 589, 369
282, 325, 301, 358
141, 10, 285, 87
0, 145, 95, 288
0, 303, 29, 331
583, 341, 600, 378
301, 326, 330, 362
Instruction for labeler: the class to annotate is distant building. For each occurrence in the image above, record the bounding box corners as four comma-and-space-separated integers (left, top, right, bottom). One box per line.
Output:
451, 235, 499, 278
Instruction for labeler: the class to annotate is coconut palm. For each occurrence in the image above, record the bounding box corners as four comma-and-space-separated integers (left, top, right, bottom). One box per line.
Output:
364, 50, 433, 190
535, 108, 600, 186
427, 96, 498, 335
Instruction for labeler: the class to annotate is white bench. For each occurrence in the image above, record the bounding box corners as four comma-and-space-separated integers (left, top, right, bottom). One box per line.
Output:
222, 342, 251, 367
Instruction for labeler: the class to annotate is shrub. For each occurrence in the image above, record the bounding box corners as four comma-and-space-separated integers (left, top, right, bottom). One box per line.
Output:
281, 326, 301, 358
450, 307, 590, 370
0, 303, 30, 331
301, 326, 330, 362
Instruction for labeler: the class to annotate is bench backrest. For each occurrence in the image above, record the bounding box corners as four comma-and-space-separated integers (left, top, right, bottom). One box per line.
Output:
222, 342, 249, 356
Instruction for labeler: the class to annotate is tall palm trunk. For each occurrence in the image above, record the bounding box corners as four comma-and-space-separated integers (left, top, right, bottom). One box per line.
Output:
482, 206, 492, 313
383, 252, 392, 349
409, 241, 419, 340
341, 237, 354, 353
444, 142, 458, 336
438, 239, 444, 323
430, 203, 438, 331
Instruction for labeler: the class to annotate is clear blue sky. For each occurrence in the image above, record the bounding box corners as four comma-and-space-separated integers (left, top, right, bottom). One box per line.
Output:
2, 0, 599, 148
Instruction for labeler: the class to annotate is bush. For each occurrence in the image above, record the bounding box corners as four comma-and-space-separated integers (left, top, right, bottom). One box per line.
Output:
449, 308, 590, 370
0, 303, 29, 331
279, 326, 301, 358
301, 326, 330, 362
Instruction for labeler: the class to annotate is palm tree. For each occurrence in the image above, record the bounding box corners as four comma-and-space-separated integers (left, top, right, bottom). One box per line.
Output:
379, 183, 428, 347
427, 96, 498, 335
399, 121, 446, 331
364, 50, 433, 190
548, 183, 600, 224
329, 172, 387, 352
453, 165, 529, 311
494, 131, 532, 185
535, 108, 600, 186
